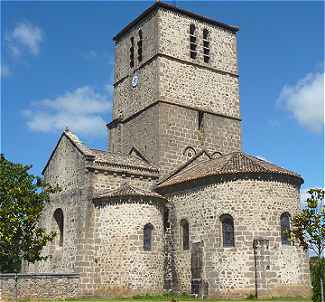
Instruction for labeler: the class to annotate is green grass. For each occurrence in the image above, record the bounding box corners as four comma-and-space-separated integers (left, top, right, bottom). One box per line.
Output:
28, 295, 312, 302
54, 299, 312, 302
16, 293, 312, 302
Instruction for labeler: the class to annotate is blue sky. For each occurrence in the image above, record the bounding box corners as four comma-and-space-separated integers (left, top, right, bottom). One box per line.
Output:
1, 1, 324, 200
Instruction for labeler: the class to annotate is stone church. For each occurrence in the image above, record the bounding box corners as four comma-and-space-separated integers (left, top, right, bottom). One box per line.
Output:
28, 1, 310, 298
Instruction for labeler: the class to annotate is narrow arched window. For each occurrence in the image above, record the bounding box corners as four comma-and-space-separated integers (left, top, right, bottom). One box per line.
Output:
53, 208, 64, 247
280, 213, 291, 245
137, 29, 143, 63
198, 111, 204, 130
130, 37, 134, 68
144, 223, 153, 251
202, 28, 210, 63
221, 214, 234, 247
180, 219, 189, 250
189, 24, 197, 59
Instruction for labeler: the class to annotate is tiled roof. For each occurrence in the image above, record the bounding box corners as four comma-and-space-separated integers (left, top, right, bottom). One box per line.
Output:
89, 148, 158, 172
42, 129, 159, 175
64, 129, 95, 158
93, 182, 166, 201
157, 152, 303, 188
65, 130, 157, 171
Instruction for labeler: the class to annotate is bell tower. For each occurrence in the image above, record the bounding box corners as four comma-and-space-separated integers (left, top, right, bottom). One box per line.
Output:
108, 2, 241, 176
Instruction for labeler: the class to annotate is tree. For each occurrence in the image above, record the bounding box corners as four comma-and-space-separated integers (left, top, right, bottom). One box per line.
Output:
0, 155, 59, 273
291, 188, 325, 302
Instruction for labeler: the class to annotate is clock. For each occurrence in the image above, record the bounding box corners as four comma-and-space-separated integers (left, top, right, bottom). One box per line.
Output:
132, 72, 139, 88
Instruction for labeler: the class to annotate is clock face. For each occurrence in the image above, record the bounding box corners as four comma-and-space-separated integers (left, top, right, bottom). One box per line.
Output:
132, 73, 139, 88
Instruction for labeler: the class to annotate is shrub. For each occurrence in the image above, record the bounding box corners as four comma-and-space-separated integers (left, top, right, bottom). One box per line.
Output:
310, 257, 325, 302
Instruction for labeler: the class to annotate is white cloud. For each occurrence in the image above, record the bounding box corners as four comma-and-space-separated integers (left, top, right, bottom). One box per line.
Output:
23, 86, 111, 137
277, 71, 324, 133
8, 22, 43, 56
104, 83, 113, 96
1, 65, 11, 78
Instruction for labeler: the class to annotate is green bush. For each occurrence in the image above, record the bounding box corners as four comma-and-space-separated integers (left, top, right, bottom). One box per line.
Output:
310, 257, 325, 302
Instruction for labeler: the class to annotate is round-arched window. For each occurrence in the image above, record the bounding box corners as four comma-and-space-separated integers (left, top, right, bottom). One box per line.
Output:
180, 219, 190, 250
143, 223, 154, 251
280, 212, 291, 245
53, 208, 64, 247
220, 214, 234, 247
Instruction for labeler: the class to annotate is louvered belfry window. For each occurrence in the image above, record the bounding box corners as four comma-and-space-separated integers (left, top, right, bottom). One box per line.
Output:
130, 37, 134, 68
190, 24, 197, 59
203, 28, 210, 63
137, 29, 143, 63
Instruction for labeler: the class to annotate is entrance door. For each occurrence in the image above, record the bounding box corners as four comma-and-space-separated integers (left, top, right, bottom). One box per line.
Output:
191, 241, 203, 295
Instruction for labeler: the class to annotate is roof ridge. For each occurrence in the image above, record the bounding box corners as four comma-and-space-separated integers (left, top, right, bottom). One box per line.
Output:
64, 130, 94, 157
90, 148, 106, 152
219, 152, 240, 172
42, 129, 95, 175
158, 150, 211, 185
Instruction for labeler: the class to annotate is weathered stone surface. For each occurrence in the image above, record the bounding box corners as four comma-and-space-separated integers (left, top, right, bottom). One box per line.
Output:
0, 273, 80, 301
92, 198, 165, 295
24, 2, 310, 300
163, 176, 310, 298
110, 4, 241, 176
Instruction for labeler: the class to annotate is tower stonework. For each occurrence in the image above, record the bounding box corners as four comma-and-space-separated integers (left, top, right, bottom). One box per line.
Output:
23, 2, 311, 300
108, 3, 241, 176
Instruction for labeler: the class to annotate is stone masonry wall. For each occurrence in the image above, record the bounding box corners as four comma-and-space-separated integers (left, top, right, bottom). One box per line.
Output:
113, 59, 159, 120
92, 170, 156, 193
114, 10, 158, 83
119, 104, 160, 165
158, 102, 241, 176
158, 8, 238, 75
24, 135, 95, 297
113, 11, 159, 120
0, 273, 80, 301
165, 176, 310, 298
159, 56, 240, 119
112, 101, 241, 178
92, 198, 165, 296
110, 6, 241, 175
26, 135, 91, 274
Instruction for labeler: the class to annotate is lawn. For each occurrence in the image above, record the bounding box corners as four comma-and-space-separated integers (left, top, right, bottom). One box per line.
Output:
15, 294, 312, 302
55, 296, 312, 302
63, 300, 311, 302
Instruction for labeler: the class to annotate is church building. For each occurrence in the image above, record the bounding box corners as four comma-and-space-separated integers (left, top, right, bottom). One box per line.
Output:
28, 2, 311, 298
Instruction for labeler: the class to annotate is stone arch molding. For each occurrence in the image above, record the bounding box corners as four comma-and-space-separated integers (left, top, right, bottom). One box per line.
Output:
211, 151, 222, 158
182, 147, 223, 160
183, 146, 197, 159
